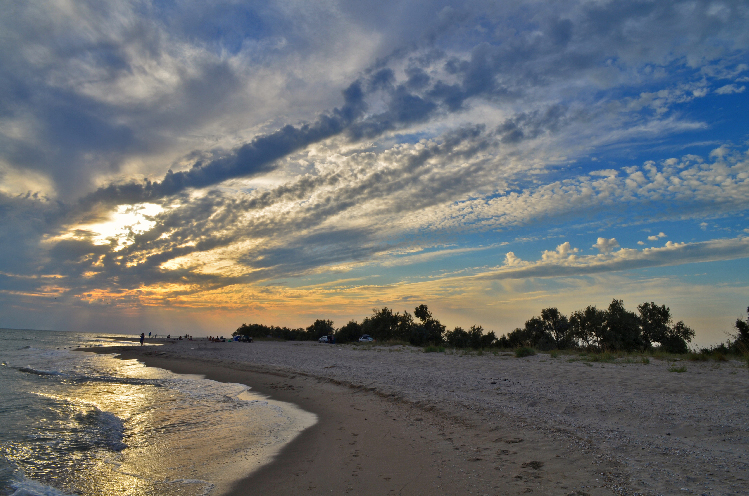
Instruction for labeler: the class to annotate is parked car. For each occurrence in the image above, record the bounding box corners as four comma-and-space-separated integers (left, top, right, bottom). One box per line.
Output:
318, 335, 330, 343
358, 334, 374, 342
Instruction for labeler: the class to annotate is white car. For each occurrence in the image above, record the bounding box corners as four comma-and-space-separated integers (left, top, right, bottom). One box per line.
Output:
358, 335, 374, 342
318, 335, 330, 343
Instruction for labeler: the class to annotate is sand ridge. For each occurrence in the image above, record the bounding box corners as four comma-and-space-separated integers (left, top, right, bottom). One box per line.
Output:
100, 339, 749, 495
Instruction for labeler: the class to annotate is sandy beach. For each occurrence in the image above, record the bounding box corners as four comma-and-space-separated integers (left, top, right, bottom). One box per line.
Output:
93, 339, 749, 495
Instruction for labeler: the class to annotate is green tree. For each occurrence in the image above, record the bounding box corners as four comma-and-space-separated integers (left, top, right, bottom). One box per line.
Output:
540, 307, 571, 349
361, 307, 400, 341
413, 304, 445, 345
734, 306, 749, 352
638, 302, 695, 353
396, 311, 416, 342
445, 326, 470, 348
569, 306, 606, 348
660, 320, 695, 353
306, 319, 335, 340
234, 323, 272, 339
336, 320, 363, 343
465, 325, 495, 348
637, 302, 671, 348
498, 328, 529, 348
523, 316, 555, 350
601, 299, 644, 351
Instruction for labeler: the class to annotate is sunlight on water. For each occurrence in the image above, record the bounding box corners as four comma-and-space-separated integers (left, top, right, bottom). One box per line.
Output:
0, 330, 316, 496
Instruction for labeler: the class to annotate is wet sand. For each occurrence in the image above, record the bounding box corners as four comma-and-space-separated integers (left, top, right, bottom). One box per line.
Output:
92, 339, 749, 495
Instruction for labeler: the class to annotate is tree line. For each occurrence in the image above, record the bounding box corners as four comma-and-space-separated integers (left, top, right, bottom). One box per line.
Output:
233, 301, 749, 354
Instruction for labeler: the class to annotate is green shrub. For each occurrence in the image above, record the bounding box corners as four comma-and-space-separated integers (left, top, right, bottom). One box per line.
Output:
587, 351, 616, 363
687, 352, 708, 361
424, 345, 445, 353
668, 365, 687, 373
714, 352, 728, 362
515, 347, 536, 358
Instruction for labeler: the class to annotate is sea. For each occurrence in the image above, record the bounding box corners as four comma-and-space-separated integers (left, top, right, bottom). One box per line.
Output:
0, 329, 316, 496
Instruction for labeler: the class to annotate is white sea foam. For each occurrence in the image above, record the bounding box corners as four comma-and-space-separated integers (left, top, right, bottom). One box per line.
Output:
10, 478, 75, 496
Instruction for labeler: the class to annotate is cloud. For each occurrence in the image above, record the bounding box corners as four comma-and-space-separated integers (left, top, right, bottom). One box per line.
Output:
481, 237, 749, 281
715, 84, 746, 94
593, 237, 620, 253
2, 0, 749, 329
423, 144, 749, 234
79, 81, 367, 206
9, 136, 746, 309
648, 232, 667, 241
4, 0, 749, 203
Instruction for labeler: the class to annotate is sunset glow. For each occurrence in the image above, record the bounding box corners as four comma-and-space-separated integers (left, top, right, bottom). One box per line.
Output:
1, 1, 748, 346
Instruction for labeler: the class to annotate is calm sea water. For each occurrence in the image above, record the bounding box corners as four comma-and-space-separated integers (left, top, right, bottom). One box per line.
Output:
0, 329, 316, 496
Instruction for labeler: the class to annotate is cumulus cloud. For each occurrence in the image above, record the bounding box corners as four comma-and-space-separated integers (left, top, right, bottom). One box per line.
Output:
648, 232, 667, 241
593, 237, 620, 253
503, 252, 524, 267
482, 237, 749, 281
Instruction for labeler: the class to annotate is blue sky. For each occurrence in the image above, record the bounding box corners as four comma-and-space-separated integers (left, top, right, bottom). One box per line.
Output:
1, 0, 748, 346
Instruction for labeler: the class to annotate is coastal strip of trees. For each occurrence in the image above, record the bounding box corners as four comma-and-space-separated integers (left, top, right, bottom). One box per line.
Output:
233, 301, 749, 355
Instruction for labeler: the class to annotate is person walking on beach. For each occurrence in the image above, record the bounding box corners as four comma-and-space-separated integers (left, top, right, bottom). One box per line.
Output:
140, 333, 145, 346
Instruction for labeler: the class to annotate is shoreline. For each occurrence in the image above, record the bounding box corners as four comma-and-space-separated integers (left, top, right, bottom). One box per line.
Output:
95, 347, 500, 494
86, 340, 749, 495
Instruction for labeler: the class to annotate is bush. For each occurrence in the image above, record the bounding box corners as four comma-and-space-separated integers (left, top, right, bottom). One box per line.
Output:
424, 345, 445, 353
514, 347, 536, 358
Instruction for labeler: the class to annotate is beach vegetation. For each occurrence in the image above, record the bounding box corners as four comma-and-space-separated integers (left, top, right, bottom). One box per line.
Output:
234, 322, 307, 341
232, 302, 747, 361
687, 352, 709, 361
444, 325, 495, 349
336, 320, 363, 344
514, 347, 536, 358
541, 307, 572, 349
496, 299, 696, 354
306, 319, 335, 341
732, 306, 749, 353
413, 304, 447, 346
569, 306, 606, 348
423, 345, 445, 353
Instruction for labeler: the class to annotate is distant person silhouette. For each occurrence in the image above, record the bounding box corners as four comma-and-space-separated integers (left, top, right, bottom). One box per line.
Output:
140, 333, 145, 346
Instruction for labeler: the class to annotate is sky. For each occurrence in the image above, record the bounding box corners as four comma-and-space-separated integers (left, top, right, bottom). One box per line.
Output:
1, 0, 748, 346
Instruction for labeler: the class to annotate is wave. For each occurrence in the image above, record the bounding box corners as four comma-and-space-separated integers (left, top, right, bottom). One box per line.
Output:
16, 367, 64, 377
73, 409, 127, 452
15, 366, 162, 388
9, 477, 76, 496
